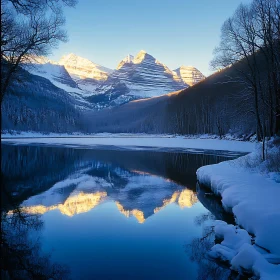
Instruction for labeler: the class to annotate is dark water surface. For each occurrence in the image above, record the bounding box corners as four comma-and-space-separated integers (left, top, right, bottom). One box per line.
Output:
1, 144, 241, 280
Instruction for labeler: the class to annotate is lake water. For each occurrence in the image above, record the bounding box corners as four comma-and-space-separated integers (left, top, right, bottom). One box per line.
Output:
1, 144, 241, 280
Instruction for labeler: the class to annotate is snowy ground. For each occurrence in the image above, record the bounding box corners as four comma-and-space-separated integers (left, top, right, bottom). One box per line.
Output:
1, 132, 255, 153
197, 139, 280, 279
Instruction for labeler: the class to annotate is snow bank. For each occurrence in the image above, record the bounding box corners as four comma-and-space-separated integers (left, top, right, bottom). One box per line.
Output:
197, 140, 280, 279
1, 133, 255, 153
210, 221, 280, 279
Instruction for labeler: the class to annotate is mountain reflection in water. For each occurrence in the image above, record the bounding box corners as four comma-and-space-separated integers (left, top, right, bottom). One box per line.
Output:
1, 144, 240, 280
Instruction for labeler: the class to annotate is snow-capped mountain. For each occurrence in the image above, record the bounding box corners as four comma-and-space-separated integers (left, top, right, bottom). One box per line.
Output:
23, 61, 99, 110
110, 50, 186, 97
20, 52, 204, 111
2, 66, 82, 132
94, 50, 187, 106
116, 54, 134, 70
174, 66, 205, 86
58, 53, 114, 96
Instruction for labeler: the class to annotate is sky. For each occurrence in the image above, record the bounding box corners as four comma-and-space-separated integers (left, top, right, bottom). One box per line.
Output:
50, 0, 252, 76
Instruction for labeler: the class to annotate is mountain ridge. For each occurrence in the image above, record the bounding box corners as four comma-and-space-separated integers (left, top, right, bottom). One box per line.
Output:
20, 51, 205, 110
93, 50, 188, 106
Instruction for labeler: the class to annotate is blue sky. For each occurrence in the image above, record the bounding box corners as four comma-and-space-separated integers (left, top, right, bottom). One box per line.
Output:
50, 0, 252, 76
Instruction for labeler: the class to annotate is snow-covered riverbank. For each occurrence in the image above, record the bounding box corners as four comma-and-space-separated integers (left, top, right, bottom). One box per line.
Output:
1, 133, 255, 153
197, 139, 280, 279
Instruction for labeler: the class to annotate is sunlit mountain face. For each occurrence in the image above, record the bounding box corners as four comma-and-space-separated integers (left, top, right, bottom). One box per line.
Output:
18, 51, 206, 111
173, 66, 205, 86
59, 53, 113, 81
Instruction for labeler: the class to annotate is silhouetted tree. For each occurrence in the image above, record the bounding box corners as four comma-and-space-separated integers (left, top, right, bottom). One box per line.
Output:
1, 0, 77, 102
210, 0, 280, 139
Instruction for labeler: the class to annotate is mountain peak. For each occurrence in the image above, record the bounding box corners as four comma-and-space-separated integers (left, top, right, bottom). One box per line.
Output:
125, 54, 134, 62
65, 53, 77, 58
180, 65, 196, 70
174, 66, 205, 86
59, 53, 96, 66
133, 50, 154, 64
59, 53, 113, 81
139, 50, 147, 54
116, 54, 134, 70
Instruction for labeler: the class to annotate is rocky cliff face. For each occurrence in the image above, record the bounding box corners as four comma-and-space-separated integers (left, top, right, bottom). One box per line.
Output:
174, 66, 205, 86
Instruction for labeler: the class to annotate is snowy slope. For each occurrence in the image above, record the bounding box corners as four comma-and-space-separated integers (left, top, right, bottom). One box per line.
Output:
24, 62, 78, 92
24, 62, 97, 109
116, 54, 134, 70
174, 66, 205, 86
1, 135, 255, 153
59, 53, 113, 81
90, 50, 189, 108
22, 53, 204, 110
1, 68, 82, 132
97, 50, 187, 100
58, 53, 114, 97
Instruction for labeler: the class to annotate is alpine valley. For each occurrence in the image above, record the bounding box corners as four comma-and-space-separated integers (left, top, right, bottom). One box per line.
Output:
2, 50, 205, 132
28, 51, 205, 109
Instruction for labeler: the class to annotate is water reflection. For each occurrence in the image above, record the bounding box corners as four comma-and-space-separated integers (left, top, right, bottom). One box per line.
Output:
18, 177, 198, 223
1, 144, 240, 279
1, 144, 236, 208
17, 191, 107, 217
196, 183, 235, 224
1, 206, 70, 279
186, 213, 242, 280
184, 183, 242, 280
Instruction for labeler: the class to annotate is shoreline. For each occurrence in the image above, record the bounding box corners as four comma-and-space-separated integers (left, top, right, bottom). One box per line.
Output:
196, 142, 280, 279
1, 134, 255, 153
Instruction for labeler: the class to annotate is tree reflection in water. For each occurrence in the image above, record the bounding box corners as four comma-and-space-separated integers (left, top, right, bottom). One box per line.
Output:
1, 183, 70, 280
185, 184, 248, 280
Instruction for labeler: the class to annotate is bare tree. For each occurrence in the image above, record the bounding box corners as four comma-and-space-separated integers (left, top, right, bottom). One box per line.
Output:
252, 0, 280, 136
1, 0, 77, 102
210, 0, 280, 140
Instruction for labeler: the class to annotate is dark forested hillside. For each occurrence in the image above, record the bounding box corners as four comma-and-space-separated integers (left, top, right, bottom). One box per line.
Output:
83, 92, 175, 133
1, 68, 83, 133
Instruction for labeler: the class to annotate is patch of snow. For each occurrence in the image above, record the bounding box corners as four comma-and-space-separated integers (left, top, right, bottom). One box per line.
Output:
24, 63, 83, 94
174, 65, 205, 86
197, 139, 280, 279
59, 53, 113, 81
1, 132, 255, 152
